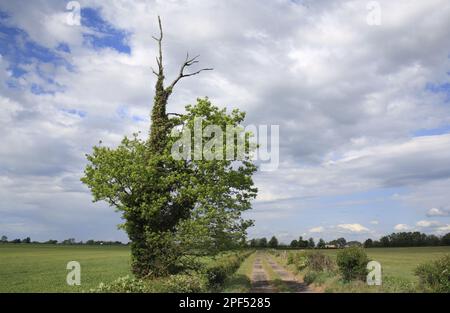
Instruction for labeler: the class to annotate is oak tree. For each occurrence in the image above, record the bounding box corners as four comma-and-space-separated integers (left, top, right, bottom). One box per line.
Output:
81, 17, 257, 277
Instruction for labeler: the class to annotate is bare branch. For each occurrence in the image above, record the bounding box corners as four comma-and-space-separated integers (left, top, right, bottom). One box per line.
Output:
152, 16, 163, 75
183, 68, 213, 78
167, 53, 213, 90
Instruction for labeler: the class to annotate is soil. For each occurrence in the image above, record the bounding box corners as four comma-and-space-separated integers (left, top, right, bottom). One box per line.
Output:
250, 252, 312, 293
250, 254, 277, 292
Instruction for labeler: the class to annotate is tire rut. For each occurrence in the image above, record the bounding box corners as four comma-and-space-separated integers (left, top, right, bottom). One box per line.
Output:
250, 252, 312, 293
250, 254, 276, 293
265, 255, 312, 293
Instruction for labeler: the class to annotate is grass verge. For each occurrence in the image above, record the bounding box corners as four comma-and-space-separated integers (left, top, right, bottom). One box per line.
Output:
221, 252, 255, 292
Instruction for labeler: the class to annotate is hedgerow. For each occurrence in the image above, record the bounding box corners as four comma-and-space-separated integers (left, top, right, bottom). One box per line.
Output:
286, 250, 334, 272
89, 250, 252, 293
202, 251, 253, 288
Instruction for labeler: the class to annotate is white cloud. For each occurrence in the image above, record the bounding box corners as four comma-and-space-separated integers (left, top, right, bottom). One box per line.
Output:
394, 224, 410, 231
370, 220, 379, 225
416, 220, 440, 228
256, 134, 450, 203
309, 226, 324, 233
436, 225, 450, 233
426, 207, 450, 217
414, 220, 450, 234
337, 224, 370, 233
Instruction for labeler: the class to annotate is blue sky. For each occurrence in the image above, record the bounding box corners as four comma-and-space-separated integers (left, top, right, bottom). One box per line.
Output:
0, 0, 450, 243
80, 7, 130, 54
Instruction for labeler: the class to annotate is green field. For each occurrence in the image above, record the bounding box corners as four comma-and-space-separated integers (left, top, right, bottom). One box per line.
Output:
274, 246, 450, 292
319, 246, 450, 281
0, 244, 131, 292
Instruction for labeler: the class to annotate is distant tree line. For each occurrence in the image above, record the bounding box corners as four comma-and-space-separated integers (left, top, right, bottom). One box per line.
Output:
248, 232, 450, 249
0, 235, 128, 245
363, 232, 450, 248
249, 236, 317, 249
3, 231, 450, 248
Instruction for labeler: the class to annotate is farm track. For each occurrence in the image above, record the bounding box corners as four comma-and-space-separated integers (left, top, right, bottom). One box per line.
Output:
265, 255, 311, 293
250, 252, 311, 293
250, 254, 276, 292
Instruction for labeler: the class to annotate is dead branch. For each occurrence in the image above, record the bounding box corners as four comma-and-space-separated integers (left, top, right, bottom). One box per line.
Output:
152, 16, 163, 74
167, 52, 213, 90
150, 16, 212, 97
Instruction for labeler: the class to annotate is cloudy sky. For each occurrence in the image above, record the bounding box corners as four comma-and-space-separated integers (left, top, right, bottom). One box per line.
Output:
1, 0, 450, 243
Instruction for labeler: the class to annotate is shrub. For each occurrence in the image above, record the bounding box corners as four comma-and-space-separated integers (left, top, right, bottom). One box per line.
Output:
204, 254, 241, 287
286, 252, 308, 270
336, 246, 369, 281
287, 251, 335, 272
90, 251, 250, 293
199, 251, 251, 288
270, 249, 281, 257
415, 254, 450, 292
382, 276, 417, 293
90, 273, 209, 293
303, 271, 319, 285
305, 251, 335, 272
303, 270, 333, 286
205, 262, 234, 287
155, 272, 208, 293
295, 255, 309, 271
287, 252, 295, 265
89, 275, 151, 293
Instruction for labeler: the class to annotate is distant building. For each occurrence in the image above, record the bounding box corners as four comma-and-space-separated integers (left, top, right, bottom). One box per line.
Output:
325, 244, 337, 249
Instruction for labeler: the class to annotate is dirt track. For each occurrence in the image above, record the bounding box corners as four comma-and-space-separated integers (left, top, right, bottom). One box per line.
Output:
250, 254, 276, 292
250, 252, 311, 293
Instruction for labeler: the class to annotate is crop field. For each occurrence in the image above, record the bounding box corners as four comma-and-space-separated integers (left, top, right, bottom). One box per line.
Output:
271, 246, 450, 292
0, 244, 131, 292
319, 246, 450, 281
